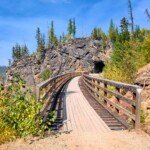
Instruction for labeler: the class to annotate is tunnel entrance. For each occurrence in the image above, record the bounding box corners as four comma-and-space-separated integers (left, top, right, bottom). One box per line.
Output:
94, 61, 105, 73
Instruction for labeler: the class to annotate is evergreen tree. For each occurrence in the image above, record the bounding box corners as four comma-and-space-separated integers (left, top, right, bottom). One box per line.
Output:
120, 17, 130, 42
16, 44, 21, 59
21, 45, 29, 56
72, 18, 76, 38
48, 21, 58, 46
67, 18, 77, 39
133, 26, 141, 40
35, 27, 41, 52
12, 44, 29, 60
67, 19, 73, 37
12, 46, 16, 60
91, 28, 103, 40
41, 34, 45, 51
35, 27, 45, 58
108, 19, 118, 43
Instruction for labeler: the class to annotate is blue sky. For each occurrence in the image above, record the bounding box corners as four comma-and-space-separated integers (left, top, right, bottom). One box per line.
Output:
0, 0, 150, 66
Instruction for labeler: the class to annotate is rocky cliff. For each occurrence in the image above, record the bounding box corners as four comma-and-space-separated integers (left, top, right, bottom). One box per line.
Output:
135, 63, 150, 134
7, 38, 112, 86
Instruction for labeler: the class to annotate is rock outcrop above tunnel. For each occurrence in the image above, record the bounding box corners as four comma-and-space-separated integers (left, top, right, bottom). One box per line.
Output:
7, 38, 112, 86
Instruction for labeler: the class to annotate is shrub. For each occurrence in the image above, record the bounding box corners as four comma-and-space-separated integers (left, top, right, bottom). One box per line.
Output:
140, 110, 146, 124
0, 121, 17, 144
0, 74, 55, 144
40, 69, 52, 81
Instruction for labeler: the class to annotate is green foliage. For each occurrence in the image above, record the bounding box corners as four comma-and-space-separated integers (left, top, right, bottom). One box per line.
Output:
108, 19, 118, 43
141, 37, 150, 64
104, 14, 150, 84
36, 27, 45, 53
35, 27, 45, 63
91, 28, 104, 40
140, 110, 146, 124
0, 74, 55, 144
12, 44, 29, 60
72, 19, 76, 38
67, 18, 76, 38
48, 21, 58, 47
104, 33, 150, 83
119, 17, 130, 42
40, 69, 52, 81
0, 121, 17, 144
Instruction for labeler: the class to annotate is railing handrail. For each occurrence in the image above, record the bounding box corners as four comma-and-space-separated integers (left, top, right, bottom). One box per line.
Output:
37, 73, 70, 89
36, 72, 82, 121
36, 72, 142, 129
82, 74, 143, 129
84, 74, 142, 92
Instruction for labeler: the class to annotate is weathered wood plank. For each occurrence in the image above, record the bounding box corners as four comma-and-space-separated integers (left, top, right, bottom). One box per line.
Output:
64, 77, 110, 133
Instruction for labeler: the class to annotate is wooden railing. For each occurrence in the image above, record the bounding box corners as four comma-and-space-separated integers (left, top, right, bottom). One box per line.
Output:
36, 72, 81, 120
82, 74, 142, 129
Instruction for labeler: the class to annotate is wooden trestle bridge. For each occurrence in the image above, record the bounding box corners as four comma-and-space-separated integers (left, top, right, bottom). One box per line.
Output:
36, 72, 142, 133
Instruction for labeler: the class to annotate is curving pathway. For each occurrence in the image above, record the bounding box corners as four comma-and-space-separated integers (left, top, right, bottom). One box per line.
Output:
63, 76, 110, 133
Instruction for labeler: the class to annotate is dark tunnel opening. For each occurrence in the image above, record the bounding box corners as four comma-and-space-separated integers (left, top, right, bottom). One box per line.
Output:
94, 61, 105, 73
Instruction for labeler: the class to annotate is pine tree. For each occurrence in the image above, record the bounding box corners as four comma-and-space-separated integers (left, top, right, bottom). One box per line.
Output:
133, 25, 141, 40
48, 21, 58, 46
50, 21, 55, 44
16, 44, 21, 59
36, 27, 41, 52
41, 34, 45, 51
91, 28, 103, 40
12, 46, 16, 60
35, 27, 45, 58
108, 19, 118, 43
72, 18, 76, 38
67, 19, 73, 37
12, 44, 29, 60
120, 17, 130, 42
21, 45, 29, 57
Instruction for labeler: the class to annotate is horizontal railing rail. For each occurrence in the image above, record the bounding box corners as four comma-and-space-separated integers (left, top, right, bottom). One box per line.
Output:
36, 72, 82, 120
82, 74, 142, 129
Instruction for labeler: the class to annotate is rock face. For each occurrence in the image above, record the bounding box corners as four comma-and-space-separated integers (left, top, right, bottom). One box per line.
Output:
135, 63, 150, 101
7, 38, 112, 86
135, 63, 150, 134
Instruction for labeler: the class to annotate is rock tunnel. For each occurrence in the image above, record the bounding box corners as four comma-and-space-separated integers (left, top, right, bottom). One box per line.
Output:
93, 61, 105, 73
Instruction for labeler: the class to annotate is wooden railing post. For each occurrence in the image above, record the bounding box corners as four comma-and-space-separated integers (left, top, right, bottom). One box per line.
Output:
135, 88, 142, 129
115, 87, 120, 114
104, 83, 107, 105
36, 86, 40, 102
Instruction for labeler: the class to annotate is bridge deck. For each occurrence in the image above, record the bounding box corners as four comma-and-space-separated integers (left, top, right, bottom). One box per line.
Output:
63, 76, 110, 133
